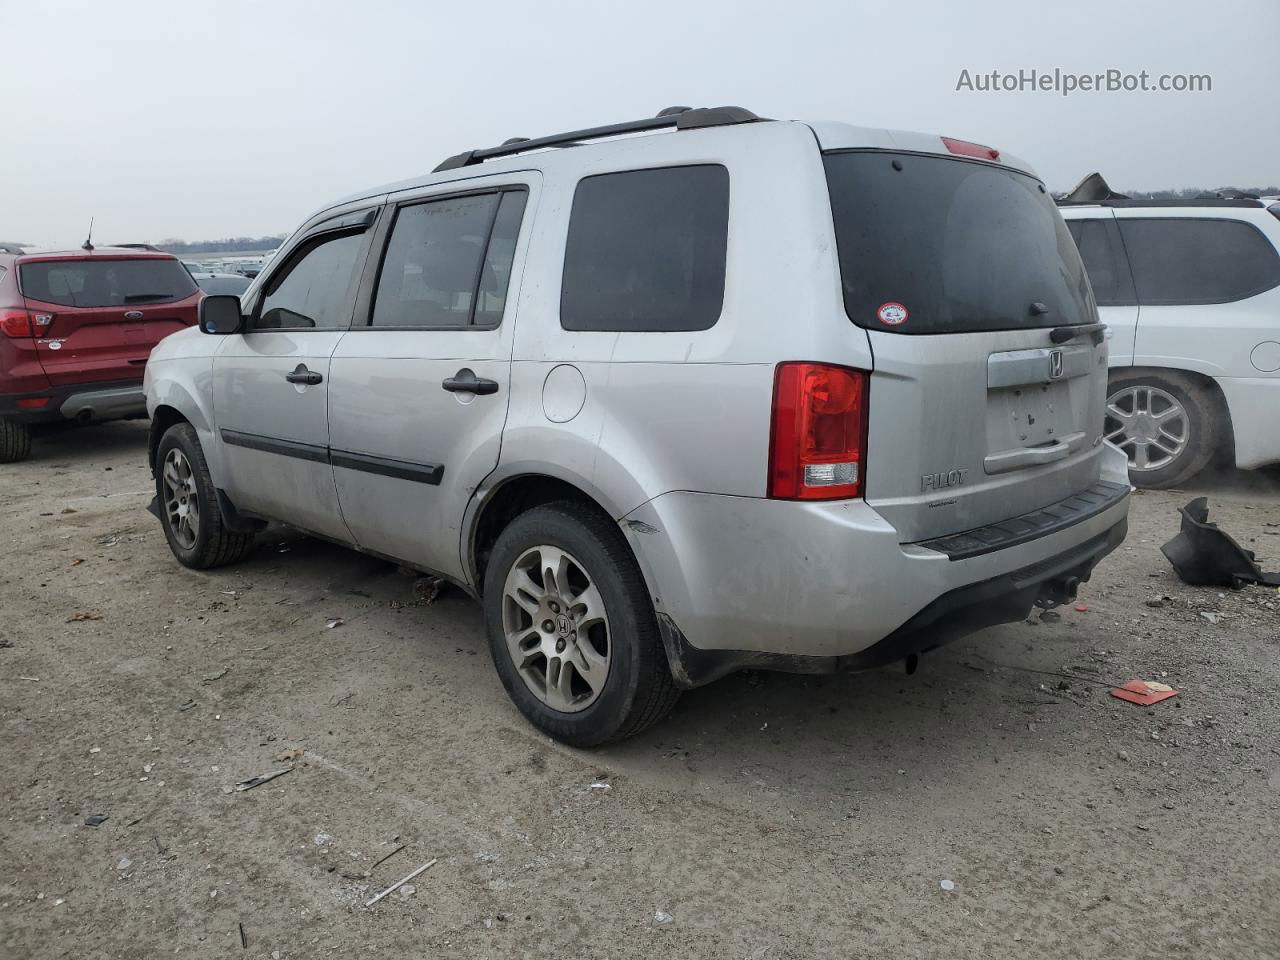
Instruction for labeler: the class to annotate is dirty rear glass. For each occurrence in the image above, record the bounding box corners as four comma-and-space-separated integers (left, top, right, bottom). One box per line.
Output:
20, 258, 197, 308
824, 152, 1093, 334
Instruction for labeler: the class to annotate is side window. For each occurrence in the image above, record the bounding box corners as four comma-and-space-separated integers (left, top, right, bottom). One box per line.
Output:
475, 192, 528, 326
1066, 218, 1135, 306
371, 189, 527, 328
561, 164, 729, 332
256, 231, 365, 330
1117, 218, 1280, 306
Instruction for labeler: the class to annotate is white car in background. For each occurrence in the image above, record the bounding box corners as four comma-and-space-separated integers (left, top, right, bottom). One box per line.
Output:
1059, 177, 1280, 487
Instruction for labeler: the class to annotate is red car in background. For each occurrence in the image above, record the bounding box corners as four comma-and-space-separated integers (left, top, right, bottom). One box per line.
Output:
0, 247, 200, 462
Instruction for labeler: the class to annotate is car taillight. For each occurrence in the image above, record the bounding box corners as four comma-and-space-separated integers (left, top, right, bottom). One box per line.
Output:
768, 363, 869, 500
0, 309, 33, 338
942, 137, 1000, 161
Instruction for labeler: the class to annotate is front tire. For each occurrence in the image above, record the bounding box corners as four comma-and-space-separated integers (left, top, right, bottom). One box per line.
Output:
1104, 370, 1223, 489
0, 418, 32, 463
483, 502, 679, 747
156, 423, 255, 569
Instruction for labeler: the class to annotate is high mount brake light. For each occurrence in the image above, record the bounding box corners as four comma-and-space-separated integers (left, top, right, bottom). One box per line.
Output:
768, 363, 869, 501
942, 137, 1001, 162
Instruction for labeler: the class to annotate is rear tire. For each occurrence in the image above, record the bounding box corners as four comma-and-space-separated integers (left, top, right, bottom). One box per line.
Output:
483, 501, 679, 747
156, 423, 256, 569
1105, 370, 1223, 489
0, 418, 32, 463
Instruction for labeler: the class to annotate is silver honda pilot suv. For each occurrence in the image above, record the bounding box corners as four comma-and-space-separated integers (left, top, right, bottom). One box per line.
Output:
145, 106, 1130, 746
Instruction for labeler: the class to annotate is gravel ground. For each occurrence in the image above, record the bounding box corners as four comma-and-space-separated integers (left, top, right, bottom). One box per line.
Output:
2, 421, 1279, 959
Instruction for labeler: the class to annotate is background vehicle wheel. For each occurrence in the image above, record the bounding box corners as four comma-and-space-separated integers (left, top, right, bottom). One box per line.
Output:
0, 418, 32, 463
483, 501, 679, 747
1104, 370, 1223, 489
156, 423, 255, 569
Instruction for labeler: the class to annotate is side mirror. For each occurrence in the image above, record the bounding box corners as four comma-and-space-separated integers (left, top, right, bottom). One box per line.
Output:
199, 294, 246, 335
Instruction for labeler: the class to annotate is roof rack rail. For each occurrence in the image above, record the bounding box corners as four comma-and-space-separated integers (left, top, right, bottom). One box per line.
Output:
433, 105, 762, 173
1197, 188, 1259, 200
1056, 172, 1266, 209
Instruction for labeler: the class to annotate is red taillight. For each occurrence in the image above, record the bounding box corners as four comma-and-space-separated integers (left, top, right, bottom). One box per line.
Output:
768, 363, 868, 501
17, 397, 50, 410
0, 309, 33, 338
942, 137, 1000, 162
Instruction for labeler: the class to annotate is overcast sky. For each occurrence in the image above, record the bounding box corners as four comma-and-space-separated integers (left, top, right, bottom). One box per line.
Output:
1, 0, 1276, 246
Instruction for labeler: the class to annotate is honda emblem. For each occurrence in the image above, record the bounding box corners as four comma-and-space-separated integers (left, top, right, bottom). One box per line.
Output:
1048, 349, 1065, 380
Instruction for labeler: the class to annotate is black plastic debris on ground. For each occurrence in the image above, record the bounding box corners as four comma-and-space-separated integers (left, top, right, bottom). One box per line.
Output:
1162, 497, 1280, 588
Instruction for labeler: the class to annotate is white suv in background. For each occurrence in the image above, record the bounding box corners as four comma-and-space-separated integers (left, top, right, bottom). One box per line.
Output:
1059, 177, 1280, 487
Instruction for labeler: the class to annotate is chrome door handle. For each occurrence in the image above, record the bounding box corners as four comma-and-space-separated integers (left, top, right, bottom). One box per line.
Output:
285, 364, 323, 386
442, 368, 499, 396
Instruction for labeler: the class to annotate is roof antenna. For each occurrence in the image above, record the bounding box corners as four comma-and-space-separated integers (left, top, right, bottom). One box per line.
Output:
82, 217, 95, 252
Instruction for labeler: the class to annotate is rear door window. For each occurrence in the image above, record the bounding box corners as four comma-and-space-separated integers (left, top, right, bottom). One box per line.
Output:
19, 258, 197, 307
561, 164, 729, 332
1116, 218, 1280, 305
1065, 218, 1136, 306
475, 191, 528, 326
824, 152, 1092, 334
371, 189, 527, 328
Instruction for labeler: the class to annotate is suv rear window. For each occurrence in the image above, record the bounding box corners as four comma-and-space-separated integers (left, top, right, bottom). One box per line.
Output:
19, 258, 197, 308
824, 152, 1092, 334
561, 164, 729, 332
1116, 218, 1280, 305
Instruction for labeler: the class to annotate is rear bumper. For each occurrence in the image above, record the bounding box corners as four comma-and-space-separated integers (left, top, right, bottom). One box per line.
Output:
657, 517, 1127, 686
622, 448, 1131, 687
0, 380, 146, 424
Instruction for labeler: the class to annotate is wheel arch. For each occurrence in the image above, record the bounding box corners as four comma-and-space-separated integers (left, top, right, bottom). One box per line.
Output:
465, 471, 620, 595
148, 405, 191, 474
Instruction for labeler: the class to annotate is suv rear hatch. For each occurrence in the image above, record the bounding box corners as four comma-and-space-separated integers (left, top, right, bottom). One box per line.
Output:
823, 147, 1108, 543
17, 254, 200, 388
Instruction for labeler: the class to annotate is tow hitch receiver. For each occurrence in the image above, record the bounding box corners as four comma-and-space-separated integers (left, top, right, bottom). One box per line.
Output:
1036, 575, 1081, 609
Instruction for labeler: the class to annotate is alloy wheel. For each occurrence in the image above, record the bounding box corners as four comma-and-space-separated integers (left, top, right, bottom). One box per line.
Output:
1104, 384, 1190, 472
502, 544, 611, 713
162, 448, 201, 549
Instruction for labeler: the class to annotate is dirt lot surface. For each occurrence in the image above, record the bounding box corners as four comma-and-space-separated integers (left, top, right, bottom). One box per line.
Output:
2, 421, 1279, 959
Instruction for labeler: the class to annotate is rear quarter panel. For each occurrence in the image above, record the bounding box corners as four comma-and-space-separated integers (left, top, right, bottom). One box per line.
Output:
495, 120, 872, 517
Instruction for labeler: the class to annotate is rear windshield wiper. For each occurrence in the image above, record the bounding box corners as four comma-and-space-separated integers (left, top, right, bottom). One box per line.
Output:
1050, 322, 1106, 345
123, 293, 175, 303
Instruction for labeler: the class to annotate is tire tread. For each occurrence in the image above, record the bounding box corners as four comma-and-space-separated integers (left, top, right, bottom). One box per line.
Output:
0, 418, 32, 463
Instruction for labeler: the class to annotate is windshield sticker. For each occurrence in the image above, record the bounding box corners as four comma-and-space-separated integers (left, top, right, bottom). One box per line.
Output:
877, 302, 908, 326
